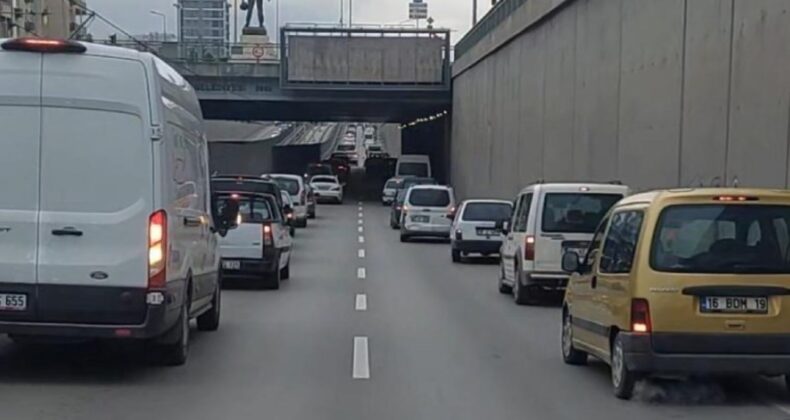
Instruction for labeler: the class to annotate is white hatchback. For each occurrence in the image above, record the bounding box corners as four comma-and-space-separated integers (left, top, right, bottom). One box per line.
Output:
450, 200, 513, 262
400, 185, 456, 242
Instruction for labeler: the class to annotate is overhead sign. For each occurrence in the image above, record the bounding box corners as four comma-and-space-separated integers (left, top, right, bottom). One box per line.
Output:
409, 1, 428, 19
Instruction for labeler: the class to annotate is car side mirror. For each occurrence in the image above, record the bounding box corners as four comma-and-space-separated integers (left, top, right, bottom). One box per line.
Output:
213, 199, 240, 237
562, 251, 581, 273
501, 221, 510, 234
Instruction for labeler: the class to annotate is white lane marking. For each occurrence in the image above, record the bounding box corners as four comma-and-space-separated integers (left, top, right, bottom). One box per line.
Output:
357, 267, 366, 279
358, 226, 364, 233
358, 201, 363, 206
358, 248, 366, 258
358, 219, 363, 225
355, 294, 367, 311
358, 212, 363, 218
358, 235, 365, 243
352, 336, 370, 379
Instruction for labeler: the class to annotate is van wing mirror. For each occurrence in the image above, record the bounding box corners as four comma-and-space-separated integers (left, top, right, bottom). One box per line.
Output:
561, 251, 581, 273
211, 195, 240, 237
501, 221, 510, 234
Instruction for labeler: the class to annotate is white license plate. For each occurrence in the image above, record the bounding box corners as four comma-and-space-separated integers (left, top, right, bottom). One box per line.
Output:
0, 294, 27, 311
700, 296, 768, 314
412, 216, 430, 223
222, 260, 241, 270
477, 229, 498, 236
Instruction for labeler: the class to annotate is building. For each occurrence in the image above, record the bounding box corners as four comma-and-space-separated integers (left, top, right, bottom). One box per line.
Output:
0, 0, 13, 38
9, 0, 88, 39
178, 0, 229, 44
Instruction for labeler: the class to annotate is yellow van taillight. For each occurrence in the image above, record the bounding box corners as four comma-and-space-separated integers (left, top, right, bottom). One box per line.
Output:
1, 38, 87, 53
631, 299, 651, 333
524, 235, 535, 261
148, 210, 167, 289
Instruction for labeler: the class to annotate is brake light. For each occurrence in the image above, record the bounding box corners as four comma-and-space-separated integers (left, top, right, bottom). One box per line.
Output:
2, 38, 87, 53
263, 224, 273, 247
402, 205, 410, 214
631, 299, 651, 333
300, 190, 307, 204
713, 196, 758, 202
448, 206, 456, 218
148, 210, 167, 289
524, 235, 535, 260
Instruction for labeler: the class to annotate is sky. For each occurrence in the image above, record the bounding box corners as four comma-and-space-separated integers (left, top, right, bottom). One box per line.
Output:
84, 0, 495, 44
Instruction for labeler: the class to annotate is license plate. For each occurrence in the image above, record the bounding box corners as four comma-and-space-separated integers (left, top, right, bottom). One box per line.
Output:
477, 228, 498, 236
222, 260, 241, 270
0, 294, 27, 311
700, 296, 768, 314
412, 216, 429, 223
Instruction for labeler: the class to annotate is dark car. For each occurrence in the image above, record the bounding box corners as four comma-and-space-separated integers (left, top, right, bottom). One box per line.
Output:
326, 155, 351, 183
211, 176, 284, 210
305, 163, 334, 179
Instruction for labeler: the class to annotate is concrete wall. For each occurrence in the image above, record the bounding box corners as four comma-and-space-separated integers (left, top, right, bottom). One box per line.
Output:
451, 0, 790, 199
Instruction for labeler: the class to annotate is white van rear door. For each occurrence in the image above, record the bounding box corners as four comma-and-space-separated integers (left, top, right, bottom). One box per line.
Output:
0, 52, 41, 289
37, 55, 152, 291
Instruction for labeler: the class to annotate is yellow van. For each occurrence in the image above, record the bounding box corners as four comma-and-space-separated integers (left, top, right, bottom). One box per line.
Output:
560, 188, 790, 399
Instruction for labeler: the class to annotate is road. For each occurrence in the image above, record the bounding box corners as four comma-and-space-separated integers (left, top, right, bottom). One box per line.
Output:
1, 176, 790, 419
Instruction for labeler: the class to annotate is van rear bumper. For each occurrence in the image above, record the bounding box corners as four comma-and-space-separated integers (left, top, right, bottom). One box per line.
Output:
622, 333, 790, 375
452, 240, 502, 254
524, 272, 569, 290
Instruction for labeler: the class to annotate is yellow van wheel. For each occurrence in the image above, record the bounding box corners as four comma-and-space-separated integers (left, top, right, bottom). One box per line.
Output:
561, 310, 587, 365
611, 334, 637, 399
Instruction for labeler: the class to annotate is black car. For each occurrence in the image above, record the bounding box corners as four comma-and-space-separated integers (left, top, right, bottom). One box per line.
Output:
211, 176, 284, 210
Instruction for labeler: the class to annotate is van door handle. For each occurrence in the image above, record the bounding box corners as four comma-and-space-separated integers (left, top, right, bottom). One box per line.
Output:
591, 276, 598, 289
52, 227, 83, 237
184, 216, 202, 227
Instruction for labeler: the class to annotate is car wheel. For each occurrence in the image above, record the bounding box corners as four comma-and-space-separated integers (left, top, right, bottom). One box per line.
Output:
612, 333, 637, 399
513, 265, 537, 305
390, 219, 398, 230
498, 262, 512, 294
297, 218, 307, 228
280, 261, 290, 280
451, 248, 461, 263
400, 233, 409, 243
290, 226, 296, 237
197, 275, 221, 332
561, 309, 587, 365
156, 303, 189, 366
268, 266, 282, 290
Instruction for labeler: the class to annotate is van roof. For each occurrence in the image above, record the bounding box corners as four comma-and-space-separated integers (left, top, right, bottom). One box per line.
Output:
618, 188, 790, 207
518, 182, 629, 195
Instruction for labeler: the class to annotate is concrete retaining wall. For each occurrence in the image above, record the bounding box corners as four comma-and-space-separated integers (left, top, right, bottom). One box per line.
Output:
451, 0, 790, 199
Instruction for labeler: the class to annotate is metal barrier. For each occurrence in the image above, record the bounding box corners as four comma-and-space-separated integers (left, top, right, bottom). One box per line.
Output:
455, 0, 529, 59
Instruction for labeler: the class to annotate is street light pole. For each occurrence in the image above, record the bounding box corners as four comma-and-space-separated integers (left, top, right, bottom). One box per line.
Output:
348, 0, 352, 27
150, 10, 167, 41
472, 0, 478, 25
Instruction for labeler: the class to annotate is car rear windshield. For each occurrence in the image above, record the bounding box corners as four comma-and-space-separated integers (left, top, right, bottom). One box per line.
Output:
311, 176, 336, 184
651, 204, 790, 274
399, 162, 429, 177
216, 196, 272, 224
409, 189, 451, 207
542, 193, 622, 233
308, 165, 333, 175
270, 177, 300, 195
385, 180, 399, 189
463, 203, 513, 222
402, 178, 436, 190
337, 144, 355, 152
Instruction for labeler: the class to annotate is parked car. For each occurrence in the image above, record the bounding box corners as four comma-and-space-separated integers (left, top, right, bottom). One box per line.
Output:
263, 174, 309, 228
499, 182, 628, 305
217, 192, 292, 290
450, 200, 513, 262
561, 188, 790, 399
0, 38, 234, 366
309, 175, 344, 204
400, 185, 456, 242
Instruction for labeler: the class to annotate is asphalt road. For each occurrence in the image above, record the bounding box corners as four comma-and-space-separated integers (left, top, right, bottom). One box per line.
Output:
2, 181, 790, 419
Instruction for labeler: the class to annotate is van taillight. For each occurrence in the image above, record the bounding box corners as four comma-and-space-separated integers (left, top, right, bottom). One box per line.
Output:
524, 235, 535, 260
263, 224, 273, 247
1, 37, 87, 53
148, 210, 167, 289
631, 299, 651, 333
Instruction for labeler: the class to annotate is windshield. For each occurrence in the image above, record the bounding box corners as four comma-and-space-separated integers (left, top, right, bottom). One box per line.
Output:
385, 180, 399, 189
651, 204, 790, 273
462, 202, 513, 222
311, 176, 336, 184
337, 144, 356, 152
216, 195, 272, 224
408, 189, 450, 207
542, 193, 622, 233
398, 162, 429, 177
270, 177, 300, 195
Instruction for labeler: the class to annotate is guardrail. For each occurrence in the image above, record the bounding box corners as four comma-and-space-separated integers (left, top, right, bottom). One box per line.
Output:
455, 0, 529, 59
93, 39, 281, 64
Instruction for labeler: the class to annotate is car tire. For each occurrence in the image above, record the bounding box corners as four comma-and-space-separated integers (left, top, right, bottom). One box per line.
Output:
612, 333, 637, 400
561, 309, 588, 365
296, 219, 307, 228
155, 303, 189, 366
400, 234, 409, 243
451, 248, 461, 263
280, 262, 290, 280
197, 275, 221, 332
267, 266, 282, 290
390, 219, 398, 230
290, 226, 296, 237
498, 262, 512, 294
513, 265, 534, 306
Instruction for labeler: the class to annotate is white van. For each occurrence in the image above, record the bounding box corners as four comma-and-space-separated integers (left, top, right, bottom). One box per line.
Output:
0, 38, 231, 365
263, 174, 308, 227
499, 182, 628, 305
400, 185, 456, 242
396, 155, 432, 178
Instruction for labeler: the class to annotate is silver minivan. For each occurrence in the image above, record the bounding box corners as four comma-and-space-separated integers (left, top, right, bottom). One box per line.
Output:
400, 185, 456, 242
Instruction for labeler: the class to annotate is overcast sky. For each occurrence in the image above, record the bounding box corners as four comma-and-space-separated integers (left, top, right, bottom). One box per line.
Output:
85, 0, 494, 44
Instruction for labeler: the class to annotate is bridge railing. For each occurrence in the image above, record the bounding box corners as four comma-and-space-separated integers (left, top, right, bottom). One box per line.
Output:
280, 26, 451, 91
93, 39, 281, 64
